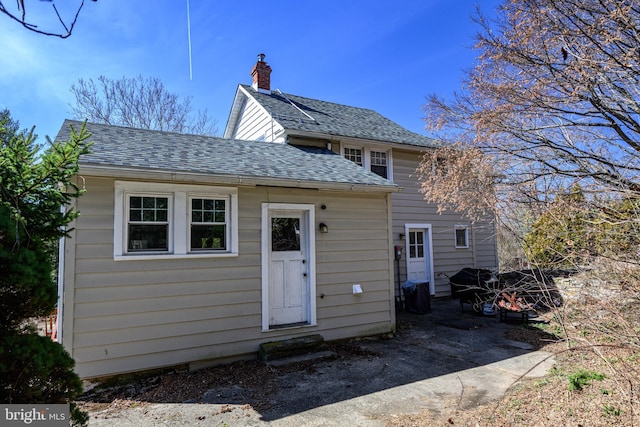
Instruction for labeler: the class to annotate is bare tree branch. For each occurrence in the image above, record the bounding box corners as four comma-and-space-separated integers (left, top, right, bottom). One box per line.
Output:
70, 75, 219, 136
422, 0, 640, 215
0, 0, 92, 39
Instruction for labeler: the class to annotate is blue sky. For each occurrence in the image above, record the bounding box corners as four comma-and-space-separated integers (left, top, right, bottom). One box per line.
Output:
0, 0, 500, 142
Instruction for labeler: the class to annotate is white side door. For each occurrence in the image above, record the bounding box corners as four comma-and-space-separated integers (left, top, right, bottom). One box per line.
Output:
268, 212, 308, 326
405, 224, 435, 294
261, 204, 317, 331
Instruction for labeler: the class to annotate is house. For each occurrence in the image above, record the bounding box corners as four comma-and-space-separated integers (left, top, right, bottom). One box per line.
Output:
225, 54, 498, 298
56, 55, 498, 379
56, 121, 399, 379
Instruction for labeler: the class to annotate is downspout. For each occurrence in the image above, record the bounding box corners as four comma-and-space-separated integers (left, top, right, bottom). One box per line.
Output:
56, 206, 66, 343
471, 223, 477, 268
386, 193, 396, 332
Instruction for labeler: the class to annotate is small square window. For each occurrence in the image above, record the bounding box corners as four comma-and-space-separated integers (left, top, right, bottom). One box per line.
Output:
455, 227, 469, 248
433, 157, 449, 175
344, 147, 363, 166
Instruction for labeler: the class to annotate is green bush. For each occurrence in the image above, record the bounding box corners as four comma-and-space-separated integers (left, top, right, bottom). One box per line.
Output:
0, 334, 82, 403
523, 185, 590, 268
523, 185, 640, 267
0, 110, 91, 426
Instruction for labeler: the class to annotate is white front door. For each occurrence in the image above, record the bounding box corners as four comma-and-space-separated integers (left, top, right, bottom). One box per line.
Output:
405, 224, 435, 294
261, 204, 316, 330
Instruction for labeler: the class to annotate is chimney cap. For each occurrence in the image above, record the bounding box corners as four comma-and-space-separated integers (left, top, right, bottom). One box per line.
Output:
257, 53, 266, 62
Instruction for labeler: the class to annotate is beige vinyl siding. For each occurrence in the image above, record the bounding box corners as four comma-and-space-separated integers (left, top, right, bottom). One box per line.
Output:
232, 97, 284, 142
472, 221, 498, 269
391, 150, 498, 296
65, 177, 393, 378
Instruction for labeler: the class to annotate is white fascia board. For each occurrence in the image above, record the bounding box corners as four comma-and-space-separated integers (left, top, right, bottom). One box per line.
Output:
223, 86, 247, 139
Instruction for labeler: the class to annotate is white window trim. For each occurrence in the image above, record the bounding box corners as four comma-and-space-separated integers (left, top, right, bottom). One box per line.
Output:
114, 181, 238, 260
342, 145, 393, 181
454, 225, 469, 249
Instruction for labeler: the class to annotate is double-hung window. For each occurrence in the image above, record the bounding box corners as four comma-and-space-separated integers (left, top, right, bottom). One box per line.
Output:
370, 150, 388, 178
343, 146, 392, 180
127, 195, 171, 252
114, 181, 238, 259
189, 197, 228, 251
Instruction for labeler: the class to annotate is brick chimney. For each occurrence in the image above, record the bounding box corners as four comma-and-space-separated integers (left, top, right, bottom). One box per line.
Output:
251, 53, 272, 93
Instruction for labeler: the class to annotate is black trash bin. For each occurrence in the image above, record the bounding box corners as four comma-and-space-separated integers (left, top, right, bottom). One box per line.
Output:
402, 280, 431, 314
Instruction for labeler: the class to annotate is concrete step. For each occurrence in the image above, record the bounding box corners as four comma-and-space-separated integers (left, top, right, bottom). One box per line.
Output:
265, 350, 337, 367
258, 334, 327, 361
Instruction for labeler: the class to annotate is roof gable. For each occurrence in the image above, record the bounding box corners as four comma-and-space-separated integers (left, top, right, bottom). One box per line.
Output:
227, 84, 437, 148
57, 120, 398, 192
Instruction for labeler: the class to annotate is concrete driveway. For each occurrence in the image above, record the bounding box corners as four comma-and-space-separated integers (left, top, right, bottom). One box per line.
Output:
84, 298, 555, 426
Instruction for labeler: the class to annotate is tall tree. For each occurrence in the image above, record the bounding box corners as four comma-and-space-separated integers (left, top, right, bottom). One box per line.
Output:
420, 2, 640, 414
70, 75, 219, 136
421, 0, 640, 215
0, 110, 91, 425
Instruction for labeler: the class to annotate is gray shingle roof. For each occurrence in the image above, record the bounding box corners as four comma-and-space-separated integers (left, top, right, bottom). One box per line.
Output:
239, 84, 437, 148
56, 120, 398, 191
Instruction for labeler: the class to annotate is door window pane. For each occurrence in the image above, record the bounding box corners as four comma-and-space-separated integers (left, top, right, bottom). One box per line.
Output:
272, 218, 300, 251
409, 230, 424, 259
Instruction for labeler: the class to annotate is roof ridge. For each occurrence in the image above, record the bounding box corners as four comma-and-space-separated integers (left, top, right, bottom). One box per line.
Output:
62, 119, 219, 139
239, 84, 378, 114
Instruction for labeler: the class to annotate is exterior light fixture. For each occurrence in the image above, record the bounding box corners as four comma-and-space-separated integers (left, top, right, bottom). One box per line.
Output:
319, 223, 328, 233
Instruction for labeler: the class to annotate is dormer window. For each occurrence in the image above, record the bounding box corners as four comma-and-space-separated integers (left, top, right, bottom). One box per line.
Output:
344, 147, 363, 166
370, 151, 388, 178
343, 146, 392, 180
